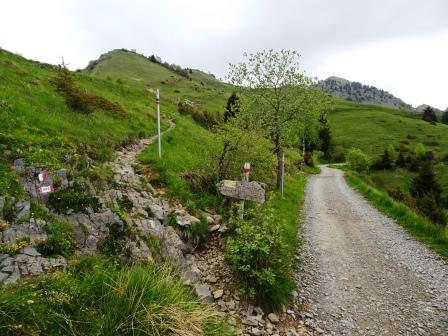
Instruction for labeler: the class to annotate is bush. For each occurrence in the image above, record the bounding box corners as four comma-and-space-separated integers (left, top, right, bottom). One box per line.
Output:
225, 203, 294, 307
346, 148, 371, 173
417, 193, 447, 226
178, 101, 220, 128
52, 63, 126, 116
99, 222, 130, 259
329, 145, 345, 162
36, 221, 76, 258
48, 182, 100, 214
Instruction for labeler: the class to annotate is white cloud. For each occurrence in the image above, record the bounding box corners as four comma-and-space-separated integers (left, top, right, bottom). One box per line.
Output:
314, 31, 448, 109
0, 0, 447, 108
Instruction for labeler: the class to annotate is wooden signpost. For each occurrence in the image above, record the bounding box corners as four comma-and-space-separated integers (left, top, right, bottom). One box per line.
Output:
216, 180, 266, 203
216, 162, 266, 219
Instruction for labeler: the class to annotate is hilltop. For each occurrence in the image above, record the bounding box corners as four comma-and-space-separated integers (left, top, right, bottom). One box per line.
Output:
320, 76, 413, 110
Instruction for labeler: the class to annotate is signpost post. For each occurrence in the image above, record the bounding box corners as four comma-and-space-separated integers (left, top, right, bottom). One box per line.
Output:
156, 88, 161, 159
240, 162, 251, 219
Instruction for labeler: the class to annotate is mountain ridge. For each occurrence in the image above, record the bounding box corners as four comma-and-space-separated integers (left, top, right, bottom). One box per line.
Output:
320, 76, 413, 110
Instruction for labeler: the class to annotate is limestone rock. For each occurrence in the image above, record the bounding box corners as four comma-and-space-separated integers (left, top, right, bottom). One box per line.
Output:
267, 313, 279, 324
209, 224, 220, 232
20, 247, 41, 257
194, 283, 213, 303
213, 289, 224, 300
13, 158, 25, 173
15, 200, 31, 222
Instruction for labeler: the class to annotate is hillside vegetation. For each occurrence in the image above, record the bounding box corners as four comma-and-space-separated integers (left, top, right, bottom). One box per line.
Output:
329, 100, 448, 197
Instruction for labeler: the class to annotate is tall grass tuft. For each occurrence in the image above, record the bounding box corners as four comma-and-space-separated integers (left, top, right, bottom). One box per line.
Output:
0, 257, 234, 336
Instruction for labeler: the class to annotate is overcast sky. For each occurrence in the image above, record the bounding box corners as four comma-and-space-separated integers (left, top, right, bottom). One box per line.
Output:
1, 0, 447, 109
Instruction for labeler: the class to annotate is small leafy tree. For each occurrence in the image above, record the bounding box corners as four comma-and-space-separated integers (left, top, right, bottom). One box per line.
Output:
346, 148, 371, 173
227, 50, 322, 188
208, 115, 275, 182
422, 106, 438, 123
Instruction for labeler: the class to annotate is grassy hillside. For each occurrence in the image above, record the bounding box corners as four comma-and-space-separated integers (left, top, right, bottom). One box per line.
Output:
0, 48, 163, 197
0, 49, 237, 334
328, 100, 448, 197
329, 100, 448, 158
84, 49, 231, 114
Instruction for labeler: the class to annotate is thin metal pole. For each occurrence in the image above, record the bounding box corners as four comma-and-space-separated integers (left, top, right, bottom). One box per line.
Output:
156, 89, 161, 159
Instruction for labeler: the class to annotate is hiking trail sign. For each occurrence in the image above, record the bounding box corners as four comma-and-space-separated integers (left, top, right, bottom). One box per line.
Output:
216, 180, 265, 203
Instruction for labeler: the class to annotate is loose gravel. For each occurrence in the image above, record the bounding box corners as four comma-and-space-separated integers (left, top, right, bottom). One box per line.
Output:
297, 166, 448, 335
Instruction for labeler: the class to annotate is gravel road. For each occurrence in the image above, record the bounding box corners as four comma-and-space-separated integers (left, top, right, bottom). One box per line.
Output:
298, 166, 448, 335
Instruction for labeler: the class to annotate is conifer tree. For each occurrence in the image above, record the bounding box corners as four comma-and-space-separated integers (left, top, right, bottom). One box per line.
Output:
224, 92, 240, 122
422, 106, 438, 123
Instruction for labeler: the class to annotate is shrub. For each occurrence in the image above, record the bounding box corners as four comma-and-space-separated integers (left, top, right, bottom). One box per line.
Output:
48, 182, 100, 214
36, 221, 76, 258
0, 236, 31, 255
2, 197, 14, 223
346, 148, 371, 173
117, 195, 134, 212
329, 145, 346, 162
178, 101, 219, 128
51, 63, 126, 116
99, 222, 130, 259
225, 203, 294, 307
417, 193, 447, 226
0, 219, 9, 231
410, 161, 442, 203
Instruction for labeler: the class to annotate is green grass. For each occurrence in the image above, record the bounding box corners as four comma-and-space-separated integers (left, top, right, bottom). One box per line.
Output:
84, 49, 231, 115
139, 116, 220, 209
271, 173, 307, 253
329, 100, 448, 160
344, 170, 448, 259
0, 256, 234, 336
0, 48, 160, 196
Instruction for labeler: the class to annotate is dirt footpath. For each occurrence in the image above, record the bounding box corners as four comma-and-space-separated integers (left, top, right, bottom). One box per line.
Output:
298, 166, 448, 335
